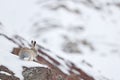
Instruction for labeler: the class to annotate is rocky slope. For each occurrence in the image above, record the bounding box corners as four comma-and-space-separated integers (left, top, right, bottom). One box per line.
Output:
0, 33, 94, 80
0, 0, 120, 80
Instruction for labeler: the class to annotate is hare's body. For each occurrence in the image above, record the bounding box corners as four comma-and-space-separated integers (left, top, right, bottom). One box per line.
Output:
18, 41, 37, 61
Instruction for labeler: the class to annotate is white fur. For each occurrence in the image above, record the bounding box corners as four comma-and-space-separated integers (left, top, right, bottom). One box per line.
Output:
18, 41, 37, 61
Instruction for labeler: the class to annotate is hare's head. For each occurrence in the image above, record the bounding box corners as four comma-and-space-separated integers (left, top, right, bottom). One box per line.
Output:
31, 40, 37, 53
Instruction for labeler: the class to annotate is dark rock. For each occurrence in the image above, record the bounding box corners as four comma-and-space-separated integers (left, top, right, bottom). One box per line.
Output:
62, 41, 81, 53
0, 65, 20, 80
22, 66, 52, 80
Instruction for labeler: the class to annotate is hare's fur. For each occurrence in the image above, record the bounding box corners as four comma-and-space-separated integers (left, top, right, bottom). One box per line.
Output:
18, 41, 37, 61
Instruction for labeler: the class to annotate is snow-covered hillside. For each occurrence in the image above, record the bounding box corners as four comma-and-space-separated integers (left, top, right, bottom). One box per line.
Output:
0, 0, 120, 80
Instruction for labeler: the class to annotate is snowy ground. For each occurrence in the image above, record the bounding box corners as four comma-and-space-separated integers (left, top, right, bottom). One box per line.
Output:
0, 0, 120, 80
0, 33, 47, 79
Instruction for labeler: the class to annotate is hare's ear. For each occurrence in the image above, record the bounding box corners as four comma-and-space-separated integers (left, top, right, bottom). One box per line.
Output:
33, 41, 36, 46
31, 40, 33, 44
31, 40, 34, 46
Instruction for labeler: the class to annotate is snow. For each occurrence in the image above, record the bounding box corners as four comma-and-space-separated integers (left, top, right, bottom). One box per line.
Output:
0, 48, 47, 80
0, 0, 120, 80
0, 34, 47, 79
0, 0, 38, 37
0, 71, 11, 76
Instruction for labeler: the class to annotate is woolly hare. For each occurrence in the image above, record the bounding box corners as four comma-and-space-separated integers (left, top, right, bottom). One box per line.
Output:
18, 40, 37, 61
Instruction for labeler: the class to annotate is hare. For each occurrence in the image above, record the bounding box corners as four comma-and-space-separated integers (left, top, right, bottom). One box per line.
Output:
18, 40, 37, 61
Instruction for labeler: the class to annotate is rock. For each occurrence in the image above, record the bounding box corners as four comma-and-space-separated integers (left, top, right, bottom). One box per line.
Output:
22, 66, 52, 80
0, 65, 20, 80
62, 41, 81, 53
